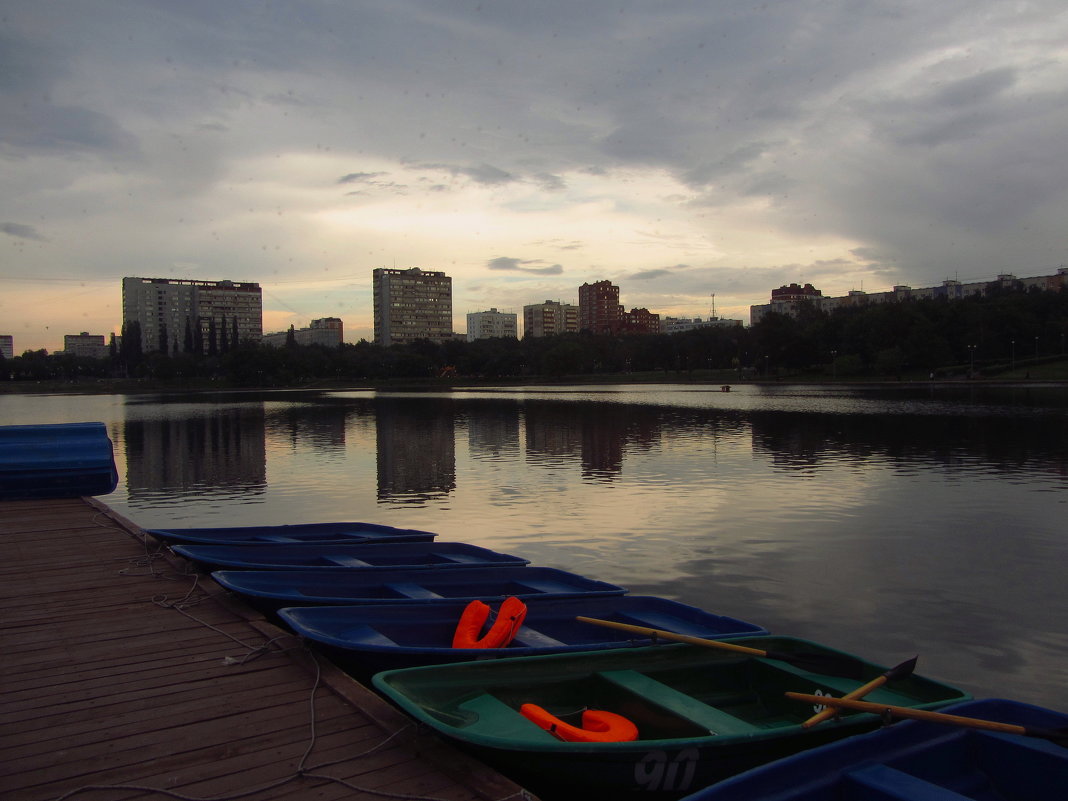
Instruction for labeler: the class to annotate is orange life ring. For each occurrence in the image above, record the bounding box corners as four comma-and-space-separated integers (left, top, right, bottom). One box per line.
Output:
519, 703, 639, 742
451, 596, 528, 649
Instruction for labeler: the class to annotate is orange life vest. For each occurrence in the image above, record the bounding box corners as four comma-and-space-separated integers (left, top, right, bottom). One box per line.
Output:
519, 703, 639, 743
451, 596, 528, 649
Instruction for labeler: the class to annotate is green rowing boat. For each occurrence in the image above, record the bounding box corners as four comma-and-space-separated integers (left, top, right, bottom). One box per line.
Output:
373, 636, 970, 801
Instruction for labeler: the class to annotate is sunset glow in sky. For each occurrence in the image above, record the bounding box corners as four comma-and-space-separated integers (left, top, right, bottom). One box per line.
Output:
3, 1, 1068, 352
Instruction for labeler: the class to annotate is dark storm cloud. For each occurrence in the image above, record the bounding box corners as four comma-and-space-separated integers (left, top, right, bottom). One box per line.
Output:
488, 257, 564, 275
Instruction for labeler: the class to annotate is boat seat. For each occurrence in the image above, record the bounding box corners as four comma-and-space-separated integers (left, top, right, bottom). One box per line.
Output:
598, 670, 757, 735
614, 611, 709, 635
756, 659, 871, 696
843, 764, 976, 800
343, 625, 398, 648
509, 627, 566, 647
456, 693, 559, 742
326, 556, 373, 567
383, 582, 445, 600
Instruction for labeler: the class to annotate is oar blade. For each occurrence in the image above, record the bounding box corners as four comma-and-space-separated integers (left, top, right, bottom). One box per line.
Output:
884, 655, 918, 681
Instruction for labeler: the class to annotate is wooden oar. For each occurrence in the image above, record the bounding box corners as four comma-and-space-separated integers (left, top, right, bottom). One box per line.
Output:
802, 656, 917, 728
785, 693, 1068, 745
575, 617, 866, 679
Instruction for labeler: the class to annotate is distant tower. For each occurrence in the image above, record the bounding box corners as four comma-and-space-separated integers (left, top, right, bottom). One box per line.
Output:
578, 280, 622, 335
372, 267, 453, 346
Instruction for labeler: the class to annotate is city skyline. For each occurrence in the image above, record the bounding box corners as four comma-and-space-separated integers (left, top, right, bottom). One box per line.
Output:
4, 2, 1068, 353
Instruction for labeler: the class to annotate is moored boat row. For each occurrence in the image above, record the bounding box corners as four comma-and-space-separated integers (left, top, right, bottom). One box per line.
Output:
157, 521, 1063, 801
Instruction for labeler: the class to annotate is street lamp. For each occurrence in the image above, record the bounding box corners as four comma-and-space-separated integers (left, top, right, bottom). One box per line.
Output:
1011, 339, 1015, 371
968, 344, 975, 378
831, 350, 837, 380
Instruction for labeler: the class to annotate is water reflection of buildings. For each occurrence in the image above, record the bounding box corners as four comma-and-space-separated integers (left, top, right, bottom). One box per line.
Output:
524, 404, 582, 465
124, 406, 267, 499
523, 402, 663, 479
265, 405, 349, 452
467, 405, 521, 459
375, 398, 456, 503
749, 409, 1068, 477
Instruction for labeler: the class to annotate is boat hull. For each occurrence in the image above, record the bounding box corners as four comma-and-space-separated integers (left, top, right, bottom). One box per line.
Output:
278, 595, 768, 674
171, 541, 529, 571
677, 698, 1068, 801
146, 521, 437, 546
372, 639, 971, 801
0, 422, 118, 500
211, 566, 627, 612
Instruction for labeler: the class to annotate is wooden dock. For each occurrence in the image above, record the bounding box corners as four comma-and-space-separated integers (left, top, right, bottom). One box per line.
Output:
0, 497, 536, 801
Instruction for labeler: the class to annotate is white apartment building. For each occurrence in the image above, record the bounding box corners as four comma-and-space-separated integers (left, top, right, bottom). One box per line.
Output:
466, 308, 518, 341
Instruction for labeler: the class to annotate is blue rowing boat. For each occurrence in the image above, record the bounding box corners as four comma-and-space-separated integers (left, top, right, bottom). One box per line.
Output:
211, 566, 626, 612
172, 541, 529, 572
146, 521, 437, 546
278, 595, 768, 673
677, 698, 1068, 801
0, 422, 118, 500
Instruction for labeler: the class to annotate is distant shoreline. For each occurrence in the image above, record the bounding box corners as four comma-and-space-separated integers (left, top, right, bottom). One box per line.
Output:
3, 373, 1067, 396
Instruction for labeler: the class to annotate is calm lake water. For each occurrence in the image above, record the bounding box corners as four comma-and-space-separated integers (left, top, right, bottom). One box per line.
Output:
3, 383, 1067, 712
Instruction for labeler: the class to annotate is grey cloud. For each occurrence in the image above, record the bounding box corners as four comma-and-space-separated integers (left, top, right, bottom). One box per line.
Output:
631, 264, 691, 281
631, 269, 672, 280
0, 222, 46, 241
338, 172, 386, 184
535, 173, 566, 191
0, 29, 138, 156
456, 164, 517, 185
930, 68, 1018, 110
488, 257, 564, 275
411, 161, 518, 185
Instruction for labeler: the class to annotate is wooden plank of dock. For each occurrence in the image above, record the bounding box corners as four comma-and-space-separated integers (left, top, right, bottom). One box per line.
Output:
0, 497, 536, 801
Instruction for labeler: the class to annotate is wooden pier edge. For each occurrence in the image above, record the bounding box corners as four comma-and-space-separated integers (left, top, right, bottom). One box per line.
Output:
58, 497, 539, 801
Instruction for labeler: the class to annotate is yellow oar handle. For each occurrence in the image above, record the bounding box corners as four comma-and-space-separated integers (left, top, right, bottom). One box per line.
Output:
574, 616, 768, 657
786, 693, 1029, 737
802, 675, 888, 729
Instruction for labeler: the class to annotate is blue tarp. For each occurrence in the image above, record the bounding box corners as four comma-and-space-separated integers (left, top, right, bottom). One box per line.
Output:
0, 422, 118, 500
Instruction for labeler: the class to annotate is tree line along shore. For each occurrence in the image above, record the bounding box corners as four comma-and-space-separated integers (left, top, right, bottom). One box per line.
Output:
5, 286, 1068, 391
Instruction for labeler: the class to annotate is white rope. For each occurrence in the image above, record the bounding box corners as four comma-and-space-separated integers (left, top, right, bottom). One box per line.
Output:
54, 559, 526, 801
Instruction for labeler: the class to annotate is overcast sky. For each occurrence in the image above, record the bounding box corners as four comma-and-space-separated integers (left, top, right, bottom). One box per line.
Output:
3, 1, 1068, 352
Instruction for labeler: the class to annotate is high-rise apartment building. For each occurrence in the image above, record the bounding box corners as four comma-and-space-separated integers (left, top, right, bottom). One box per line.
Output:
523, 300, 579, 338
0, 335, 13, 360
466, 308, 517, 342
372, 268, 453, 346
122, 277, 262, 354
579, 280, 623, 335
